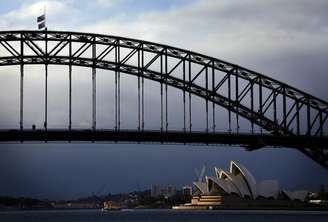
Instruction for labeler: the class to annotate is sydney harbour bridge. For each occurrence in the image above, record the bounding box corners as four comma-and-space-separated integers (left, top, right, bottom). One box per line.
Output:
0, 30, 327, 168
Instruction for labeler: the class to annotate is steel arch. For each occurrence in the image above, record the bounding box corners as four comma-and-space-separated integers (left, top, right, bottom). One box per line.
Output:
0, 30, 327, 168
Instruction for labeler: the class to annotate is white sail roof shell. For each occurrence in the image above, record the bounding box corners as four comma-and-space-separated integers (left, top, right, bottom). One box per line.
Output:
193, 181, 208, 195
219, 169, 251, 198
215, 168, 241, 196
282, 190, 308, 202
256, 180, 279, 199
230, 161, 257, 199
206, 176, 230, 194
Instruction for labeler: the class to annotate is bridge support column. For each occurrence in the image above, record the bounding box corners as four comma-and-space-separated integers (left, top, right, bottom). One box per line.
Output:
92, 41, 96, 131
44, 30, 48, 132
19, 35, 24, 131
205, 67, 209, 133
141, 74, 144, 131
20, 64, 24, 131
183, 60, 186, 133
138, 49, 141, 131
160, 54, 163, 132
235, 69, 239, 133
250, 81, 254, 133
228, 72, 231, 132
115, 66, 117, 131
45, 64, 48, 131
69, 35, 72, 131
212, 63, 216, 133
69, 65, 72, 130
115, 42, 120, 131
188, 55, 192, 132
44, 28, 48, 131
140, 44, 144, 131
92, 67, 96, 130
165, 50, 168, 132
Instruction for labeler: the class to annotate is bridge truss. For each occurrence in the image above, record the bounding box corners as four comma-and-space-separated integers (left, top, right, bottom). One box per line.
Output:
0, 30, 327, 168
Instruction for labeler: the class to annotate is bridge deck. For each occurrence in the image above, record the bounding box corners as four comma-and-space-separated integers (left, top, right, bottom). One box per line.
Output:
0, 129, 327, 149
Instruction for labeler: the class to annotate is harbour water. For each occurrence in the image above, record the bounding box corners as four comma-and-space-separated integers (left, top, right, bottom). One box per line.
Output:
0, 209, 327, 222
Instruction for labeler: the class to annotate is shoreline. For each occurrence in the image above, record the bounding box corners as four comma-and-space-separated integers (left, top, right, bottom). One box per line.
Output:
1, 206, 328, 212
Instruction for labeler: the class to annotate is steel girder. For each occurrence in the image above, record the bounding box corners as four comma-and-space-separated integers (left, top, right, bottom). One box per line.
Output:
0, 129, 327, 147
0, 30, 327, 168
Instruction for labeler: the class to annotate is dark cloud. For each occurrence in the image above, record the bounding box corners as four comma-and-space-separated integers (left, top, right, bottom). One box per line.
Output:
0, 0, 328, 199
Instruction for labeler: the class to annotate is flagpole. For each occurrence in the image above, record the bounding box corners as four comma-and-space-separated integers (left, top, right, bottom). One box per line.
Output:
44, 0, 48, 133
44, 0, 47, 31
36, 1, 46, 30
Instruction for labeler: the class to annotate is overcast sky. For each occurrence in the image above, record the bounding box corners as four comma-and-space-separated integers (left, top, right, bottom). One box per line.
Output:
0, 0, 328, 200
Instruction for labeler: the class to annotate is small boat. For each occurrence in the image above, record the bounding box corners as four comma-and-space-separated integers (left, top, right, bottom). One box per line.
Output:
102, 200, 122, 211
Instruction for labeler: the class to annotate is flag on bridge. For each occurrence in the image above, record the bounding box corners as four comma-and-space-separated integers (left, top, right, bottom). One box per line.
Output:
37, 14, 46, 30
37, 14, 45, 23
38, 21, 46, 30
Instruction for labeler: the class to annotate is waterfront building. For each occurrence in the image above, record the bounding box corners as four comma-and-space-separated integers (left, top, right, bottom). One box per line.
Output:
194, 160, 293, 200
174, 160, 309, 209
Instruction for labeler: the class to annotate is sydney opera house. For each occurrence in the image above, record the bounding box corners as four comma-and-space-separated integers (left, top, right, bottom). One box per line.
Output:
174, 160, 308, 209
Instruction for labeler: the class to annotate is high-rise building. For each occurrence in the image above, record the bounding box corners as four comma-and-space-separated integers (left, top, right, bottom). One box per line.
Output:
151, 184, 177, 198
182, 186, 192, 196
151, 184, 161, 197
167, 185, 177, 197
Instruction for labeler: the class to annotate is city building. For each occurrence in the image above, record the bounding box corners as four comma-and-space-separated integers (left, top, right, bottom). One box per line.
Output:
151, 184, 161, 197
167, 186, 177, 197
182, 186, 192, 196
151, 184, 177, 198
